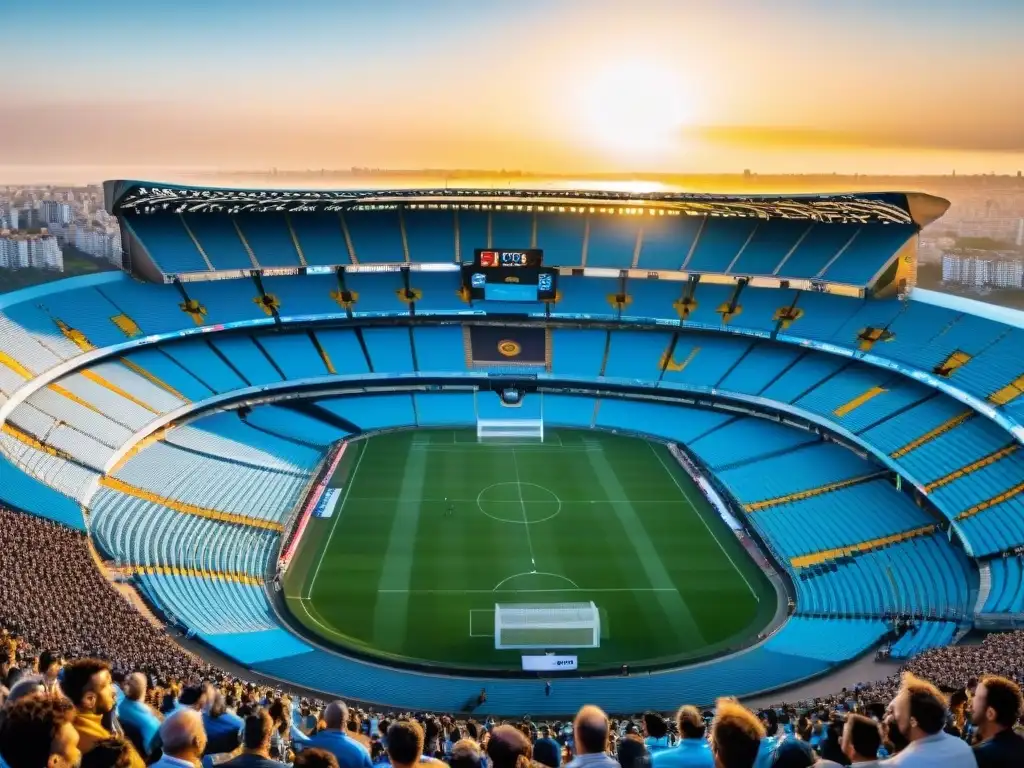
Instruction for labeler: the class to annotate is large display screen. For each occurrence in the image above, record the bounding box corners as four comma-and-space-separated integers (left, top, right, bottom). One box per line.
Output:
462, 264, 557, 302
474, 249, 543, 268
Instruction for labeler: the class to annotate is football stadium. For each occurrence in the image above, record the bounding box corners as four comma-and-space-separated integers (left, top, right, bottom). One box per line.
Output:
1, 181, 1024, 717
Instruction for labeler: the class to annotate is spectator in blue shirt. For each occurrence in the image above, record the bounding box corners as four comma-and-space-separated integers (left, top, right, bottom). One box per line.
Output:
641, 714, 670, 754
301, 701, 372, 768
117, 673, 162, 761
651, 706, 712, 768
203, 692, 244, 756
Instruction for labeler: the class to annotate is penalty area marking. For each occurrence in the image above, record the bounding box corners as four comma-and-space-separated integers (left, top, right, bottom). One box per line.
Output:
492, 571, 580, 591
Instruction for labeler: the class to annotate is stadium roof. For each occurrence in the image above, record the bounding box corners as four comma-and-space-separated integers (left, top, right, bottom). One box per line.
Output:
104, 180, 949, 227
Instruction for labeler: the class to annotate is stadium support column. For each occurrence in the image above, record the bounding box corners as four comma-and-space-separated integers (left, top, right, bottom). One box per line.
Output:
250, 271, 282, 326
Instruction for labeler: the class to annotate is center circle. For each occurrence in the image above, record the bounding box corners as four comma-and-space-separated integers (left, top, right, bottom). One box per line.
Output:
476, 482, 562, 524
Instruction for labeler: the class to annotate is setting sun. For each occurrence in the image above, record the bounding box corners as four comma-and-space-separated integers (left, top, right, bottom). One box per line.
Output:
576, 59, 694, 162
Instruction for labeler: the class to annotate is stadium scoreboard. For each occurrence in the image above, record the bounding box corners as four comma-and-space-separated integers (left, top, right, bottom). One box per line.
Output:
464, 248, 556, 302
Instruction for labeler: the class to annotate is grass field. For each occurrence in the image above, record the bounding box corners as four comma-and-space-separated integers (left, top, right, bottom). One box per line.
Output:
283, 429, 776, 672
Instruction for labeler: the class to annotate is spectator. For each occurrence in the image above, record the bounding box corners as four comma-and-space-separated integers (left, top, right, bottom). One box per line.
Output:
486, 724, 532, 768
616, 734, 648, 768
294, 748, 341, 768
0, 694, 80, 768
203, 692, 243, 756
534, 726, 562, 768
5, 674, 45, 707
839, 714, 882, 765
62, 658, 142, 768
971, 675, 1024, 768
641, 714, 670, 754
386, 720, 440, 768
651, 706, 712, 768
177, 686, 206, 713
709, 698, 764, 768
223, 711, 288, 768
117, 673, 161, 760
303, 701, 372, 768
885, 672, 974, 766
38, 651, 62, 696
151, 709, 207, 768
567, 706, 617, 768
81, 737, 141, 768
450, 739, 483, 768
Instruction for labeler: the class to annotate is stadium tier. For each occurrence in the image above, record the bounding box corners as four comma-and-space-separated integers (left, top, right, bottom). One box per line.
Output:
0, 182, 1021, 713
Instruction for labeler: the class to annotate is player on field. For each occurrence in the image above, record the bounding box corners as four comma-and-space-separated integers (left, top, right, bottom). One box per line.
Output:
446, 497, 454, 517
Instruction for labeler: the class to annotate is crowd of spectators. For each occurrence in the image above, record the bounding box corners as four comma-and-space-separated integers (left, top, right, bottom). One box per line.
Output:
1, 506, 1023, 768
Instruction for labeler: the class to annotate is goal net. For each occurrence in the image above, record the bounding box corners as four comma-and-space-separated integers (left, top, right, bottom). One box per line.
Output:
494, 602, 600, 649
477, 418, 544, 441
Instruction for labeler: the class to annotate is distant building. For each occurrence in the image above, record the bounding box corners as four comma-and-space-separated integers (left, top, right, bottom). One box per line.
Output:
956, 217, 1024, 244
942, 251, 1023, 289
74, 226, 123, 268
0, 232, 63, 271
39, 200, 72, 226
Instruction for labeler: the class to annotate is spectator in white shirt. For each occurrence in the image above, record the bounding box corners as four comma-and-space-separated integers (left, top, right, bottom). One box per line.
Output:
883, 672, 974, 767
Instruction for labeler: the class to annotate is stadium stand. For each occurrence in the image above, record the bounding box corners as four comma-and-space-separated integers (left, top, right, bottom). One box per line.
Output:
2, 184, 1024, 737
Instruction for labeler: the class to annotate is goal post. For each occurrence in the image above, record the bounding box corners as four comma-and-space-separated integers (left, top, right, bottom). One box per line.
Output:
494, 602, 600, 649
477, 418, 544, 441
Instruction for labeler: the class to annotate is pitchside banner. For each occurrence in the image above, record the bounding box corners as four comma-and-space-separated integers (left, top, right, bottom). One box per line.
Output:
522, 655, 578, 671
314, 488, 343, 519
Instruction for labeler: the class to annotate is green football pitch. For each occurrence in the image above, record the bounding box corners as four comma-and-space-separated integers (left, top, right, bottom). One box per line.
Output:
282, 429, 776, 672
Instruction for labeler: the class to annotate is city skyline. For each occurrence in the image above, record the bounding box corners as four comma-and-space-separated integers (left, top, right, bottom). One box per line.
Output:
4, 0, 1024, 182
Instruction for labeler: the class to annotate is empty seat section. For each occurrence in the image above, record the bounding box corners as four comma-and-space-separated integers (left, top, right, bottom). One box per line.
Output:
210, 336, 282, 386
120, 348, 214, 402
312, 329, 370, 375
952, 328, 1024, 399
660, 334, 752, 389
114, 441, 308, 522
930, 453, 1024, 518
403, 210, 456, 263
0, 305, 83, 369
457, 212, 489, 259
686, 217, 756, 273
822, 300, 906, 350
552, 276, 618, 315
551, 329, 606, 378
683, 283, 736, 327
543, 394, 596, 428
138, 574, 275, 635
860, 396, 968, 454
235, 215, 302, 267
43, 371, 154, 431
780, 292, 864, 342
407, 272, 464, 313
690, 419, 821, 472
289, 213, 349, 266
760, 352, 845, 403
415, 392, 476, 425
983, 556, 1024, 613
635, 214, 702, 270
167, 413, 316, 473
764, 617, 888, 662
0, 452, 88, 528
750, 480, 931, 560
603, 330, 673, 380
184, 215, 253, 270
244, 405, 344, 449
88, 360, 186, 414
888, 622, 957, 659
958, 496, 1024, 556
161, 340, 248, 394
126, 215, 210, 273
343, 271, 407, 314
257, 333, 328, 379
345, 210, 405, 263
535, 213, 586, 266
822, 224, 914, 285
410, 326, 465, 371
362, 327, 414, 373
317, 394, 416, 431
585, 215, 639, 268
596, 400, 731, 444
490, 212, 534, 250
262, 275, 346, 318
776, 224, 858, 279
795, 365, 888, 418
37, 287, 134, 347
97, 280, 193, 336
718, 343, 803, 395
25, 386, 134, 445
7, 404, 114, 471
896, 417, 1013, 482
621, 278, 682, 321
716, 442, 876, 502
183, 279, 271, 325
729, 219, 810, 275
730, 288, 799, 332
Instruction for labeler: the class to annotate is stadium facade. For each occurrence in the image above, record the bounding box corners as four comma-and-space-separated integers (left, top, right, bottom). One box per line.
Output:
0, 181, 1021, 714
